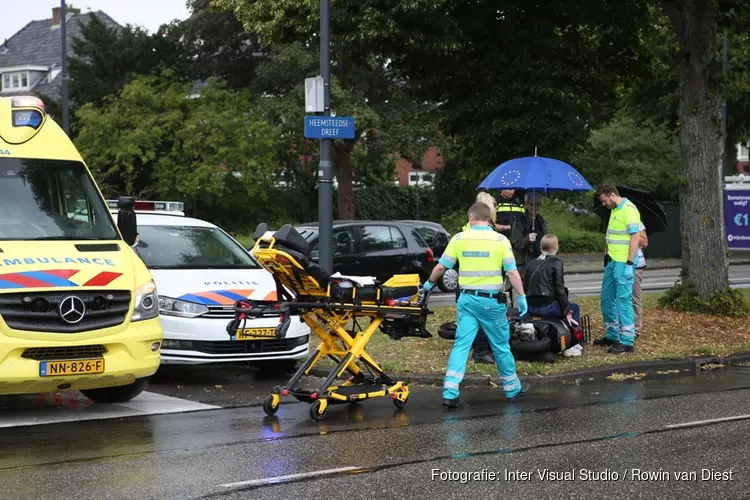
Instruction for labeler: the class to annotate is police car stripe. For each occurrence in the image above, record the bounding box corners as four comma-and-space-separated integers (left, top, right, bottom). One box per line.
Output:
179, 293, 221, 305
214, 290, 252, 302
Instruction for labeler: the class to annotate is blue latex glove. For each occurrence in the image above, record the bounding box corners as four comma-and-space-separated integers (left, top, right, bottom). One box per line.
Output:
517, 295, 528, 316
422, 280, 434, 292
418, 280, 434, 306
624, 264, 634, 280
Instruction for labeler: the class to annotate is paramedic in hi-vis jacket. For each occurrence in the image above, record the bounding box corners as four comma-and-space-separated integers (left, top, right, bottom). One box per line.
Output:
593, 184, 642, 354
419, 202, 532, 407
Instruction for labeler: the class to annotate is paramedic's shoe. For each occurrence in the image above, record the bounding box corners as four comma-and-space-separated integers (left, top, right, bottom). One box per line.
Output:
442, 397, 462, 408
472, 352, 494, 364
608, 343, 634, 354
507, 382, 532, 403
593, 336, 617, 347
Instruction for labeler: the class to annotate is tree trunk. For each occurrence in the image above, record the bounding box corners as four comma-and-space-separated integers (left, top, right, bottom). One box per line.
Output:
333, 142, 356, 219
666, 0, 730, 297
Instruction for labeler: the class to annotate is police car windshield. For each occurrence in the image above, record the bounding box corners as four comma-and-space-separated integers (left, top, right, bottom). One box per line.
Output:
0, 158, 118, 241
134, 225, 260, 270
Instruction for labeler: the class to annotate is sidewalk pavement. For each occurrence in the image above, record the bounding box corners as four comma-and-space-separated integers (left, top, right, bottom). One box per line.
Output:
560, 252, 750, 275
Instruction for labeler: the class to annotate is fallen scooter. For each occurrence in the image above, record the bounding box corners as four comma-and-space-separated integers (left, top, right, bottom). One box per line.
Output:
437, 309, 591, 363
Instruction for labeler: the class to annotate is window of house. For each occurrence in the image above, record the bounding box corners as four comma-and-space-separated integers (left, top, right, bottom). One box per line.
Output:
1, 71, 30, 92
361, 225, 407, 251
408, 171, 435, 186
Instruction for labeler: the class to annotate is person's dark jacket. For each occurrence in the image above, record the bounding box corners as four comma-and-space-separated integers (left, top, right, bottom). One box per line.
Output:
510, 213, 548, 268
522, 255, 571, 314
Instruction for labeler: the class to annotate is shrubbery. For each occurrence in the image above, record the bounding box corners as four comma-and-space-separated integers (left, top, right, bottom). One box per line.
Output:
658, 282, 750, 317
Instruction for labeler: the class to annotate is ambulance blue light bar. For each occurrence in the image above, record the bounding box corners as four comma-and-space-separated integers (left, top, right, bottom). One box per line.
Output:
10, 96, 45, 130
12, 110, 43, 129
107, 200, 184, 212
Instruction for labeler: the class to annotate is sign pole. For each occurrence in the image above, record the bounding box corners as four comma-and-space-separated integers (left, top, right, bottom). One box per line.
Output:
61, 0, 70, 136
318, 0, 333, 274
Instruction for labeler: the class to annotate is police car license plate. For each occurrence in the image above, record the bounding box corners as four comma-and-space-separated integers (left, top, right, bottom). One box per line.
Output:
235, 328, 276, 340
40, 359, 105, 377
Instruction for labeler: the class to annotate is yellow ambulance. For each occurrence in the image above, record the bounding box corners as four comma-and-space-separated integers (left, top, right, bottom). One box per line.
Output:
0, 95, 162, 402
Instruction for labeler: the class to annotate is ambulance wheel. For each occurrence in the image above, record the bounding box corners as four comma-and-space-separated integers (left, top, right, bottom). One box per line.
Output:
80, 377, 150, 403
263, 395, 279, 416
393, 395, 408, 409
310, 400, 327, 421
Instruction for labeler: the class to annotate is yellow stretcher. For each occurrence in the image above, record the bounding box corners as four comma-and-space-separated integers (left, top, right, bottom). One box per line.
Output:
226, 223, 433, 421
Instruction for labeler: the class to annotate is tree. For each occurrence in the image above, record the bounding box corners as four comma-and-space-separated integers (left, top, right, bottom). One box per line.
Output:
164, 0, 268, 90
573, 113, 681, 202
74, 73, 280, 224
69, 13, 188, 111
213, 0, 443, 219
625, 3, 750, 175
658, 0, 729, 298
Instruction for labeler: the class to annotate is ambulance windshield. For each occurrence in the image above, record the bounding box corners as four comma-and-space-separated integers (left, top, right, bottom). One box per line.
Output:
0, 158, 119, 241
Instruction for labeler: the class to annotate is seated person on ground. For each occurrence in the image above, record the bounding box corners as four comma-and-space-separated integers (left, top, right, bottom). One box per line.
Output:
522, 234, 580, 326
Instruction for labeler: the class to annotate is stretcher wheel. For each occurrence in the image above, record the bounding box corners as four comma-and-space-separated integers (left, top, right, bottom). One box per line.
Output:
393, 395, 408, 409
263, 395, 279, 416
310, 400, 327, 421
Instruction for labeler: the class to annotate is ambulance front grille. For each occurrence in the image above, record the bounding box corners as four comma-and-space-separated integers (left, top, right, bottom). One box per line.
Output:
0, 291, 131, 333
22, 345, 107, 361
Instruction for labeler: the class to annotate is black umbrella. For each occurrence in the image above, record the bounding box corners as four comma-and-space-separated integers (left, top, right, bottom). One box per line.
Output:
592, 185, 669, 235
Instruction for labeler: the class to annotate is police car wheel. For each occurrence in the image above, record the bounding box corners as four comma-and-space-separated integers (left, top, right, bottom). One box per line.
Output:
80, 377, 150, 403
438, 268, 459, 293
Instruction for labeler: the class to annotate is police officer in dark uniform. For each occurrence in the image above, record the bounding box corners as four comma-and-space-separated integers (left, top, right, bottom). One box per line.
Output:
495, 190, 524, 303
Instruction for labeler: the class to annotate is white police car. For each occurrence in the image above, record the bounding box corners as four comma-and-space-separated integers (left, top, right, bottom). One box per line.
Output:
107, 200, 310, 370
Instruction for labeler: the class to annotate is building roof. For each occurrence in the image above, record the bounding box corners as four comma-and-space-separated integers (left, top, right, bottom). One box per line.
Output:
0, 10, 119, 99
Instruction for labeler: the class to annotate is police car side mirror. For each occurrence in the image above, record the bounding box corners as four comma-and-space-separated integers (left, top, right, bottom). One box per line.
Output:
117, 196, 138, 246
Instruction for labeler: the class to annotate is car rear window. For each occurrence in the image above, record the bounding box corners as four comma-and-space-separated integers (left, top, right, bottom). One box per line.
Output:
361, 225, 407, 251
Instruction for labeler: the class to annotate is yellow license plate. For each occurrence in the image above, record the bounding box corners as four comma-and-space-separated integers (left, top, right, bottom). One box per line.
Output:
235, 328, 276, 340
40, 359, 105, 377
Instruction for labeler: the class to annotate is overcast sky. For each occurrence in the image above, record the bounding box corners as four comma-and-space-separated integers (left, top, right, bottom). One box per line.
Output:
1, 1, 191, 42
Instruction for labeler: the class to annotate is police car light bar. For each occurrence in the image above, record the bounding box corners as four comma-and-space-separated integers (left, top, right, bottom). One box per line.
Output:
107, 200, 184, 212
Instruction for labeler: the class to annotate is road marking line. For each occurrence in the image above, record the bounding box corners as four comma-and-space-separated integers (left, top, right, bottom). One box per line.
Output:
665, 414, 750, 429
220, 466, 362, 488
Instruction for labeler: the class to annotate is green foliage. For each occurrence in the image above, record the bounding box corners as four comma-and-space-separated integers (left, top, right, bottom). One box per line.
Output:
573, 113, 681, 202
69, 13, 188, 110
542, 198, 605, 253
74, 73, 280, 223
212, 0, 445, 218
659, 281, 750, 317
353, 186, 435, 221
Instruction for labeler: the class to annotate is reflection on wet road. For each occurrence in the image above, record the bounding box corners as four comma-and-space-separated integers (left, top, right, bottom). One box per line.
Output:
3, 367, 750, 499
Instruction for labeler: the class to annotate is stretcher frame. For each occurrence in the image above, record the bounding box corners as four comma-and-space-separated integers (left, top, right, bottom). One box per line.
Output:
227, 224, 433, 421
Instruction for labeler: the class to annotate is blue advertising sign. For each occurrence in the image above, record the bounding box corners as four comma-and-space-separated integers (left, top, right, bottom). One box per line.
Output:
304, 116, 355, 139
725, 189, 750, 249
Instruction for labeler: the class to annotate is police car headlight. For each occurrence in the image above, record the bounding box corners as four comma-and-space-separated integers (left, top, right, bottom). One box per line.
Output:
158, 296, 209, 318
132, 280, 159, 322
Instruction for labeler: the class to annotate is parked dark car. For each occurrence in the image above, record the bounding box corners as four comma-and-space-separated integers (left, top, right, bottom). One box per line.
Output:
396, 220, 457, 293
293, 220, 435, 284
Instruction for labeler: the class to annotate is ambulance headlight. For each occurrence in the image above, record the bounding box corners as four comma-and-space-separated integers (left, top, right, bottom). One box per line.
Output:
132, 280, 159, 322
158, 296, 209, 318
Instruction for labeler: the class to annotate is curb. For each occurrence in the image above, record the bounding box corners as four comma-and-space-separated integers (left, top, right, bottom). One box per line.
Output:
565, 259, 750, 276
308, 352, 750, 386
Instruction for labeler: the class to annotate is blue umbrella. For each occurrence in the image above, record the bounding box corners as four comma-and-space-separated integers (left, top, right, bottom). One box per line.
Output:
478, 155, 593, 193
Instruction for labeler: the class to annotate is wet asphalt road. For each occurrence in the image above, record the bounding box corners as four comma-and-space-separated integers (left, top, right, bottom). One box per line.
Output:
3, 367, 750, 499
428, 265, 750, 307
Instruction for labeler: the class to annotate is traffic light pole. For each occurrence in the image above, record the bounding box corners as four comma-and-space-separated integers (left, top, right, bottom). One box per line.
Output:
317, 0, 333, 274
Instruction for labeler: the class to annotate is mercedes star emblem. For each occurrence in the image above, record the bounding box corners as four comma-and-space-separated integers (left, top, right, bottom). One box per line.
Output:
59, 296, 86, 324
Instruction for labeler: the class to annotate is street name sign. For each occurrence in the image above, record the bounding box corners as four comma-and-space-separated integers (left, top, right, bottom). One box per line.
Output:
304, 116, 355, 139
